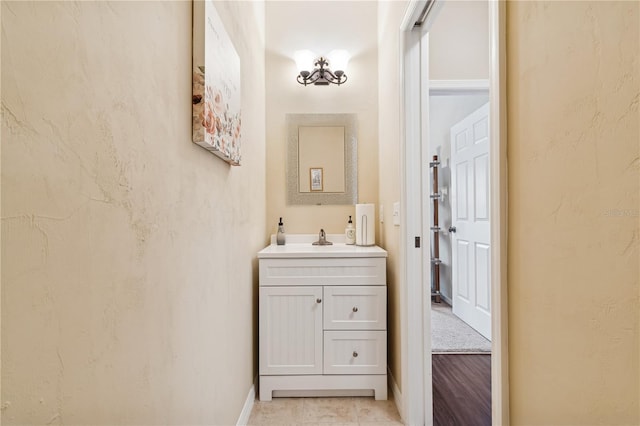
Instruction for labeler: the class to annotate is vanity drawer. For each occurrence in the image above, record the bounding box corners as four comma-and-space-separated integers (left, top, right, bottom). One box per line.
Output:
259, 257, 386, 286
323, 331, 387, 375
323, 286, 386, 330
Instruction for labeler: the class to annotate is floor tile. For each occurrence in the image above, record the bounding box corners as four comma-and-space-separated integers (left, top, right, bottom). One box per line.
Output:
355, 398, 403, 423
247, 396, 404, 425
300, 423, 359, 426
358, 423, 404, 426
301, 397, 358, 423
248, 398, 303, 425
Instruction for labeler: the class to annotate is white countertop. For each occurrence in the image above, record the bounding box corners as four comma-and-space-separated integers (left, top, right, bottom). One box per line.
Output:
258, 234, 387, 259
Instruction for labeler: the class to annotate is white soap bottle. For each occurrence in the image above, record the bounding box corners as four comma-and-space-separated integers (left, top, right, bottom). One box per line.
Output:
345, 215, 356, 245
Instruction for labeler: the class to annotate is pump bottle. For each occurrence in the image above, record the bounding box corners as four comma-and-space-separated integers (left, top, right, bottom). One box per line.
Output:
276, 217, 286, 245
345, 215, 356, 245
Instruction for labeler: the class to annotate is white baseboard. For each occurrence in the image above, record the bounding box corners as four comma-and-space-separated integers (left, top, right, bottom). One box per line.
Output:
236, 376, 257, 426
388, 367, 404, 422
440, 293, 452, 305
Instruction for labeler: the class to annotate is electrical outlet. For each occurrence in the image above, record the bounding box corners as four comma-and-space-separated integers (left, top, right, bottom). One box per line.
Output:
379, 204, 384, 223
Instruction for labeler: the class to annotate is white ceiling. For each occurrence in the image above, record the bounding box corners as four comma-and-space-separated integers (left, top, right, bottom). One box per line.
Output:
266, 1, 378, 60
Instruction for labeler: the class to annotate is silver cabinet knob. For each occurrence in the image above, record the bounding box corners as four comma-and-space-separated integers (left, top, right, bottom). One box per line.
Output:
353, 351, 358, 358
316, 298, 322, 304
352, 307, 358, 313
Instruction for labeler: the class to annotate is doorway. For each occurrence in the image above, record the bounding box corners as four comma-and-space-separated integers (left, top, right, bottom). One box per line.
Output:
399, 1, 508, 425
429, 91, 491, 342
429, 93, 492, 425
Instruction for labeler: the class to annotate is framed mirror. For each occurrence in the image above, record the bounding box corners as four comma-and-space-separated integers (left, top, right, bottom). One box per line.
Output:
286, 114, 357, 205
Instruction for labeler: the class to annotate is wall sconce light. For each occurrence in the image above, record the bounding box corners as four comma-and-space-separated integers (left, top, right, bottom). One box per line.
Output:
295, 50, 350, 86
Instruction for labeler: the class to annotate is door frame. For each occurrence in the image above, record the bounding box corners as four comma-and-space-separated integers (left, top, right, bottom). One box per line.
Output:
399, 1, 509, 425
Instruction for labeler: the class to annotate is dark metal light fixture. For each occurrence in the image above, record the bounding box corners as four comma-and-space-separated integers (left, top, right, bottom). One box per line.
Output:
295, 50, 349, 86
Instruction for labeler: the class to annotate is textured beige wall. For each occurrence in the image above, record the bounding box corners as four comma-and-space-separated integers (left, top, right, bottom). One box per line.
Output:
508, 1, 639, 424
1, 1, 265, 424
265, 1, 378, 237
378, 0, 408, 393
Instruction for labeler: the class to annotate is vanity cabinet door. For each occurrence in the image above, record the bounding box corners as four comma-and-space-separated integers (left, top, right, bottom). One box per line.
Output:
259, 286, 323, 376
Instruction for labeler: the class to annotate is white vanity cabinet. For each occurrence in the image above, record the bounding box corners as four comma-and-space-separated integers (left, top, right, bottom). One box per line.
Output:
258, 240, 388, 401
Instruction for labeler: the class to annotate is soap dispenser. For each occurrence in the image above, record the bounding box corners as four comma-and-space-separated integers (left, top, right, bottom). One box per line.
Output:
345, 215, 356, 245
276, 217, 286, 245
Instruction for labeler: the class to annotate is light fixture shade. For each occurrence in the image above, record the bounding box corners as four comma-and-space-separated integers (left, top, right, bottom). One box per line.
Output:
294, 50, 315, 73
328, 49, 350, 72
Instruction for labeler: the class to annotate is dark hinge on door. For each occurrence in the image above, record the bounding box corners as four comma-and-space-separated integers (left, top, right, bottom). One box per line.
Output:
415, 236, 421, 248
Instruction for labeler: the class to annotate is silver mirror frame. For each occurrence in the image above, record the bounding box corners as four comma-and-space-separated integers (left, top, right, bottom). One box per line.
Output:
286, 113, 358, 205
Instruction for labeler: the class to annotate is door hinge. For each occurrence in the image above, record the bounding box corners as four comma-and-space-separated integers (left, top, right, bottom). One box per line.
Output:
415, 236, 421, 248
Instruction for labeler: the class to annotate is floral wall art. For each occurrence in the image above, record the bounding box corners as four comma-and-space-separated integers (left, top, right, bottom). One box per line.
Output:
192, 0, 241, 165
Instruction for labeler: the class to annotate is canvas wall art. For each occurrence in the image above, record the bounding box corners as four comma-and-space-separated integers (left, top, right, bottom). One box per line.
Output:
192, 1, 241, 165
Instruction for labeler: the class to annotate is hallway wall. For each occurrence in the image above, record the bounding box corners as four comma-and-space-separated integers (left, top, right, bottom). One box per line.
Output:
507, 2, 639, 423
378, 0, 409, 399
429, 0, 489, 80
1, 1, 265, 424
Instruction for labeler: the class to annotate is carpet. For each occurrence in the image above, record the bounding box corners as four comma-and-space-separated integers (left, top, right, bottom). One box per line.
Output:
431, 301, 491, 353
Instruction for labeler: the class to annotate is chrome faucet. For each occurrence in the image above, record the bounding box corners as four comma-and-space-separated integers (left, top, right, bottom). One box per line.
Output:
312, 228, 333, 245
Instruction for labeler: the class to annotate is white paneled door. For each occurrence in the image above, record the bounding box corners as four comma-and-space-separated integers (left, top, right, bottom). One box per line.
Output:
450, 102, 491, 340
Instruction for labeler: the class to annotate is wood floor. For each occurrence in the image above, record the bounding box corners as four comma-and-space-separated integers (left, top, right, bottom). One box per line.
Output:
432, 354, 491, 426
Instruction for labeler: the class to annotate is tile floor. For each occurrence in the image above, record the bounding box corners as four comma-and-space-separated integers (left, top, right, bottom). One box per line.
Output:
247, 396, 404, 425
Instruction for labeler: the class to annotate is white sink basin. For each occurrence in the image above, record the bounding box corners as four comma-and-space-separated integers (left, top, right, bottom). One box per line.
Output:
258, 234, 387, 259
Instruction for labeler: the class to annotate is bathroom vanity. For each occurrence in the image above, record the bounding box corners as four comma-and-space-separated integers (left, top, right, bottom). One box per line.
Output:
257, 235, 388, 401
